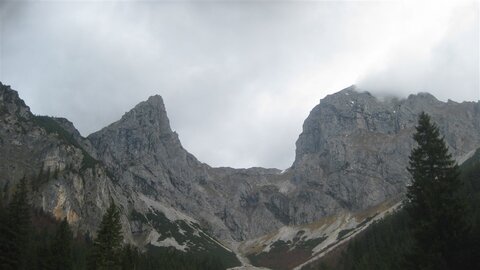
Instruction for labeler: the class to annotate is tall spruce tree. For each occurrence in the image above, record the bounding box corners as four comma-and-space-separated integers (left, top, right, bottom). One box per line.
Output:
0, 190, 17, 270
90, 202, 123, 270
8, 177, 32, 270
50, 218, 73, 270
406, 112, 470, 270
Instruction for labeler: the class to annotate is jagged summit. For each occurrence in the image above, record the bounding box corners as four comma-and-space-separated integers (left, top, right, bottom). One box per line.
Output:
104, 94, 173, 135
407, 92, 440, 104
336, 84, 358, 93
87, 93, 186, 173
87, 93, 179, 170
293, 84, 480, 215
329, 85, 443, 105
0, 81, 32, 119
146, 94, 164, 103
320, 85, 376, 108
132, 94, 167, 115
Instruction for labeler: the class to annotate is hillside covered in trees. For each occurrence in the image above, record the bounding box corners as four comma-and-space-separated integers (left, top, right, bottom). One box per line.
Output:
0, 182, 228, 270
307, 122, 480, 270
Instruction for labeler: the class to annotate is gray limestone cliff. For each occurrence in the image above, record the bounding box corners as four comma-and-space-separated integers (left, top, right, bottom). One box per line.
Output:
0, 83, 116, 235
86, 94, 288, 242
288, 86, 480, 225
85, 85, 480, 243
1, 82, 479, 260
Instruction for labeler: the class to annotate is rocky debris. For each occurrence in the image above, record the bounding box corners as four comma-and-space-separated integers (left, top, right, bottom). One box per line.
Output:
239, 199, 401, 270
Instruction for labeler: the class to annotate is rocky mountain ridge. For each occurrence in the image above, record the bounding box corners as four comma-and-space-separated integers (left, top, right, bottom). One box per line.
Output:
0, 82, 241, 267
1, 82, 479, 269
290, 86, 480, 223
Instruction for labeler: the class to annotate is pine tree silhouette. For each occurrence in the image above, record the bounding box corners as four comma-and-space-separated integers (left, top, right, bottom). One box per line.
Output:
406, 112, 469, 270
89, 201, 123, 270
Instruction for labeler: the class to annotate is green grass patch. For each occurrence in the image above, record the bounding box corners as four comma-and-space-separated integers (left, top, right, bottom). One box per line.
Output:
142, 209, 241, 268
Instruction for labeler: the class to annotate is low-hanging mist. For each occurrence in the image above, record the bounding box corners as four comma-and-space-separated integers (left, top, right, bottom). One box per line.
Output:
0, 0, 477, 169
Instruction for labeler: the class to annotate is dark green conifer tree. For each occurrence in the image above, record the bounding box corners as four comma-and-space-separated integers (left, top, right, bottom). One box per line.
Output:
0, 177, 32, 270
50, 218, 73, 270
89, 202, 123, 270
120, 244, 140, 270
406, 112, 469, 270
0, 189, 17, 270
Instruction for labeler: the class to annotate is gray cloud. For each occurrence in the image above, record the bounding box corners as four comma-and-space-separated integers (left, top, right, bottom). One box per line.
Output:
0, 0, 478, 169
358, 2, 479, 102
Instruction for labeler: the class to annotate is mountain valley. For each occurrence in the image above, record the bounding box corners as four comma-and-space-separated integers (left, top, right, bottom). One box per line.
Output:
1, 82, 479, 269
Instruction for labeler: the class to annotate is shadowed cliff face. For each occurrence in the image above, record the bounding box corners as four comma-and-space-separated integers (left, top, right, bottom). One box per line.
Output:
1, 82, 479, 254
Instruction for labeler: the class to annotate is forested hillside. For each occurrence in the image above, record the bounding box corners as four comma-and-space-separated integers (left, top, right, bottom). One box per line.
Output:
0, 185, 228, 270
307, 148, 480, 270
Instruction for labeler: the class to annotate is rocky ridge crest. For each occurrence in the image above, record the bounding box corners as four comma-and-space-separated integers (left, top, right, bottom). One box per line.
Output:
1, 82, 479, 267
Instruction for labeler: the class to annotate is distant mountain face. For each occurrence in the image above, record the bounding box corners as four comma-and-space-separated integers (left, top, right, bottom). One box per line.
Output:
0, 83, 114, 234
1, 82, 479, 268
290, 86, 480, 223
0, 83, 241, 267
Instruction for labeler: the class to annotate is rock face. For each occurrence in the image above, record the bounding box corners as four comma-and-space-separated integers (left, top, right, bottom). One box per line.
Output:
0, 82, 241, 267
1, 82, 479, 266
88, 95, 233, 240
87, 94, 289, 243
290, 86, 480, 223
0, 83, 115, 235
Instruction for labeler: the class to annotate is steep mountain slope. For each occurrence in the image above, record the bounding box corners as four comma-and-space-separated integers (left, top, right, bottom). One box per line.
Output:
240, 199, 401, 270
0, 82, 241, 267
289, 86, 480, 223
225, 87, 479, 260
86, 95, 287, 244
0, 83, 115, 234
302, 148, 480, 270
1, 82, 479, 269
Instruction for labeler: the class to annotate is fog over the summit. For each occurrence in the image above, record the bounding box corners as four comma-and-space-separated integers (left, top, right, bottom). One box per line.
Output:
358, 2, 479, 101
0, 1, 478, 169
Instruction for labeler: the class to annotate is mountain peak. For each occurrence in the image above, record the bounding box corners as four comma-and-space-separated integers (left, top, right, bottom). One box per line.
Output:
113, 94, 172, 134
88, 93, 175, 166
319, 85, 375, 110
338, 84, 357, 92
0, 82, 32, 119
131, 94, 166, 114
87, 93, 181, 170
408, 92, 438, 102
145, 94, 165, 105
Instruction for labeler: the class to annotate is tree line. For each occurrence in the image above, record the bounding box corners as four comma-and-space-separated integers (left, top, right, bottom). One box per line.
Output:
0, 179, 226, 270
311, 113, 480, 270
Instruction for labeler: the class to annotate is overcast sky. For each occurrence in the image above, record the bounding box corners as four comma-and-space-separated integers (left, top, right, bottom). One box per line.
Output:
0, 0, 478, 169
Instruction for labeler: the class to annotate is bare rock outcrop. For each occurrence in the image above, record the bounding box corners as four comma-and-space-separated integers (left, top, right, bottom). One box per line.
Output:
1, 82, 479, 260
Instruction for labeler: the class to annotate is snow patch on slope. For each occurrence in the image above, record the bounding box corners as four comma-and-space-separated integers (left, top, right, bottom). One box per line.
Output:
139, 194, 197, 224
239, 199, 402, 270
311, 213, 357, 254
139, 194, 234, 253
151, 237, 189, 252
293, 201, 402, 270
